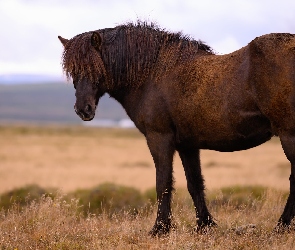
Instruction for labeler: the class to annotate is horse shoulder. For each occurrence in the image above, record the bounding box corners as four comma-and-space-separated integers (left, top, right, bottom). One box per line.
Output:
115, 83, 174, 135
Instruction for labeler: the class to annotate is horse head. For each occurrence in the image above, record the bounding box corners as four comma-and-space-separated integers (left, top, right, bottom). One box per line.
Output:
58, 32, 107, 121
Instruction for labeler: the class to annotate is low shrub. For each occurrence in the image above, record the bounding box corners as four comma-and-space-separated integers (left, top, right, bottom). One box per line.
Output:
207, 185, 288, 209
0, 184, 54, 211
70, 183, 145, 216
0, 184, 288, 217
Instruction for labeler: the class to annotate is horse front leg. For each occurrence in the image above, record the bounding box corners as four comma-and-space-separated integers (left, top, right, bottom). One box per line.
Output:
146, 132, 175, 236
178, 148, 216, 232
277, 132, 295, 231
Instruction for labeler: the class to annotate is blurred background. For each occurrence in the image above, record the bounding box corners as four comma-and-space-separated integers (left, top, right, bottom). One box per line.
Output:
0, 0, 292, 196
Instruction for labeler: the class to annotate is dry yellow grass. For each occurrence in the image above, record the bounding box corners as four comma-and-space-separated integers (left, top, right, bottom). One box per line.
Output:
0, 125, 290, 194
0, 190, 294, 249
0, 125, 295, 248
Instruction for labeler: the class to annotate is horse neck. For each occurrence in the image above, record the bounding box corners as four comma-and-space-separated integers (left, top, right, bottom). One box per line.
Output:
101, 27, 203, 90
106, 83, 146, 126
101, 29, 161, 89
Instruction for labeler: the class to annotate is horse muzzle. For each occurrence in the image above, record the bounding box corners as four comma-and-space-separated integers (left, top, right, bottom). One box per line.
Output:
74, 104, 96, 121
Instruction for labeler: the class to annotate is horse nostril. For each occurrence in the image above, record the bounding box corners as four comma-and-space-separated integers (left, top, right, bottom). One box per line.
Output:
74, 104, 94, 121
85, 104, 92, 114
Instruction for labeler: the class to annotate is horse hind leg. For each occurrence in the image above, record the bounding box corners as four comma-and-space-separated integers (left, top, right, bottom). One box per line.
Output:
277, 132, 295, 231
178, 148, 216, 232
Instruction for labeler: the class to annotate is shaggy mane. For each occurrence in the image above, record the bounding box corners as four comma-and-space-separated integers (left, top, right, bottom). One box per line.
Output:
61, 21, 214, 88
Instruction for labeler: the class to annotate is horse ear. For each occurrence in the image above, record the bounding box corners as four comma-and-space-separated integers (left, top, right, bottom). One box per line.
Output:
58, 36, 69, 47
91, 32, 102, 50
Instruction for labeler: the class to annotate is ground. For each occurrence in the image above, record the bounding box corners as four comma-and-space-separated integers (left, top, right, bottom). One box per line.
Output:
1, 125, 295, 249
0, 125, 290, 194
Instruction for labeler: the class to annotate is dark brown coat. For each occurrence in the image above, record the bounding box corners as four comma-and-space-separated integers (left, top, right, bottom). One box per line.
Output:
59, 22, 295, 235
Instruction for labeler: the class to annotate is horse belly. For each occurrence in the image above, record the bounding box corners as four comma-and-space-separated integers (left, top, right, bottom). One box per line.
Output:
176, 108, 273, 152
198, 130, 273, 152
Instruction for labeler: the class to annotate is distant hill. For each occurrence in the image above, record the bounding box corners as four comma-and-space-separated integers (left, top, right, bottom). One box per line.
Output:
0, 82, 129, 125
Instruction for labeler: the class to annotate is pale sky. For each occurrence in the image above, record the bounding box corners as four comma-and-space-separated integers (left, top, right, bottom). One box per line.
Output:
0, 0, 294, 76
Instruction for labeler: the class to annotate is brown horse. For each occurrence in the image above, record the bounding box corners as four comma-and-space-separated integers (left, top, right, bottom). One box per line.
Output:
58, 22, 295, 236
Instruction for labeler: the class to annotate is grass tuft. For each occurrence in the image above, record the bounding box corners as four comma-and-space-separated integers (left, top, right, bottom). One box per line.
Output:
0, 184, 293, 249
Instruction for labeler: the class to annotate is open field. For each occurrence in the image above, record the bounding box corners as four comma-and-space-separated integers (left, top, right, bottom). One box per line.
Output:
0, 83, 128, 124
0, 125, 294, 249
0, 125, 290, 194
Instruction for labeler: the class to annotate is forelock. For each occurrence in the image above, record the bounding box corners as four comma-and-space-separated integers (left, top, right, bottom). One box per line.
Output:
61, 32, 106, 84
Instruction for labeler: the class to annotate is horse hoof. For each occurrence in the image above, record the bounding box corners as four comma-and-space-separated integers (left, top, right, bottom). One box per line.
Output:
195, 220, 217, 234
149, 223, 175, 237
148, 227, 169, 237
274, 222, 294, 233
